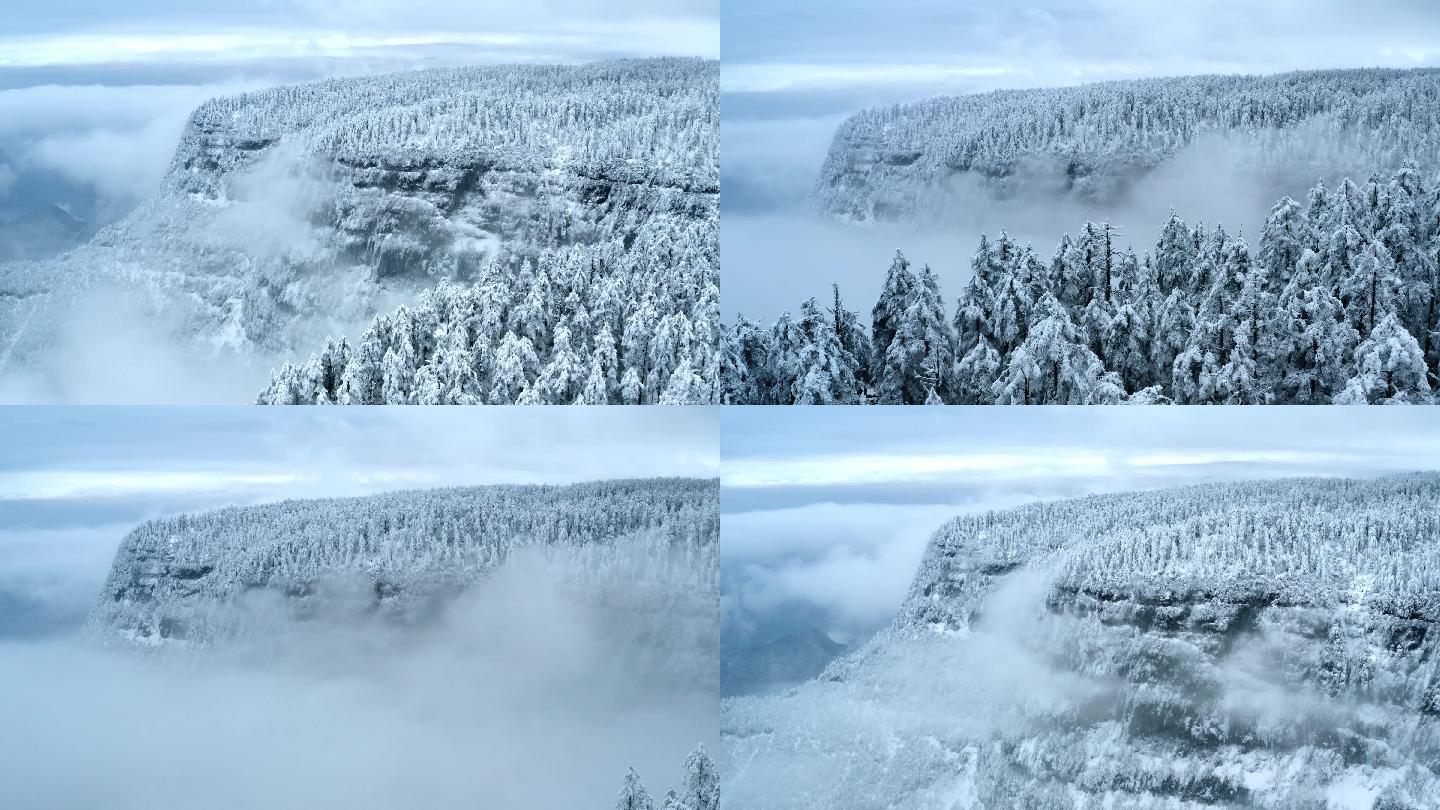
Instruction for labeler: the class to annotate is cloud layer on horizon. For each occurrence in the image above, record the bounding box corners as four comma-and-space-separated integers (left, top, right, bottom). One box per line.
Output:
723, 0, 1440, 95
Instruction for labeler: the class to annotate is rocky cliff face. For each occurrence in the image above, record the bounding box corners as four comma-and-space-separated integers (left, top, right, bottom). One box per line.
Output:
87, 479, 719, 653
812, 67, 1440, 225
723, 475, 1440, 809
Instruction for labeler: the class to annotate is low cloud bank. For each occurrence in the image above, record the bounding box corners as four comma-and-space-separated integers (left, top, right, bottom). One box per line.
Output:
0, 549, 716, 810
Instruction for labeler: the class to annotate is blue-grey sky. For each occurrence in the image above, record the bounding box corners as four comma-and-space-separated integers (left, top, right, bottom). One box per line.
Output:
723, 0, 1440, 96
4, 0, 717, 67
0, 407, 718, 639
722, 407, 1440, 658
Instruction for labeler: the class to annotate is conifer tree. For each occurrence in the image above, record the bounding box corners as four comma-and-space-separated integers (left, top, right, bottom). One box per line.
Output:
1337, 311, 1433, 403
791, 297, 860, 404
682, 745, 719, 810
1154, 213, 1195, 296
878, 264, 953, 404
871, 251, 917, 378
721, 171, 1440, 405
831, 284, 871, 389
1258, 197, 1306, 296
1270, 251, 1357, 404
617, 768, 655, 810
533, 325, 585, 403
489, 332, 537, 404
993, 293, 1122, 404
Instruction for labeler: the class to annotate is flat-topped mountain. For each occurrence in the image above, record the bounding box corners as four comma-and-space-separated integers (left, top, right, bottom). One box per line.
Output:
1, 58, 719, 403
724, 474, 1440, 808
815, 67, 1440, 225
88, 478, 719, 650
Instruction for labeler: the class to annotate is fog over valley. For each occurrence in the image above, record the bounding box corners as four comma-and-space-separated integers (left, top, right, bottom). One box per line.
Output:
0, 409, 720, 810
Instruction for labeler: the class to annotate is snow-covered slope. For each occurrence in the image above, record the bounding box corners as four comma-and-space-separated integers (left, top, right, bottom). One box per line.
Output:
0, 58, 718, 401
723, 474, 1440, 809
88, 478, 719, 651
815, 67, 1440, 225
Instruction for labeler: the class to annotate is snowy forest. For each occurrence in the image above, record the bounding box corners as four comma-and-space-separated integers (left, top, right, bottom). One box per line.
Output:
722, 473, 1440, 808
615, 745, 719, 810
723, 168, 1440, 404
815, 67, 1440, 225
243, 58, 719, 405
257, 235, 716, 405
0, 58, 717, 403
90, 478, 718, 648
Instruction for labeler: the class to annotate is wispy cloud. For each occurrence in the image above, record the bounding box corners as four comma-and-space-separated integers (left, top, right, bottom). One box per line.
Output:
0, 409, 719, 501
723, 450, 1110, 488
0, 31, 528, 68
723, 0, 1440, 96
0, 22, 717, 69
722, 63, 1011, 93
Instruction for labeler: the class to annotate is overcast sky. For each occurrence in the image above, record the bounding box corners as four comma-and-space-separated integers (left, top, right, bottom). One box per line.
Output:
0, 407, 717, 639
722, 407, 1440, 657
723, 0, 1440, 95
3, 0, 717, 69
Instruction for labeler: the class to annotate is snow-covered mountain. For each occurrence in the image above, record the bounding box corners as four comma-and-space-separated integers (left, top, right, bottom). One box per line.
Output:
814, 67, 1440, 225
87, 478, 719, 654
0, 58, 718, 403
722, 474, 1440, 809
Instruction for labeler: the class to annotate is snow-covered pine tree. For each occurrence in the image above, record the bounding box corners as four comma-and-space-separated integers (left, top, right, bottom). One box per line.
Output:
1337, 310, 1433, 403
719, 316, 770, 405
1258, 197, 1307, 297
993, 292, 1122, 404
988, 252, 1032, 357
952, 236, 1005, 403
1170, 277, 1231, 405
831, 283, 871, 390
532, 325, 585, 404
1270, 250, 1358, 404
619, 367, 643, 405
790, 297, 861, 404
489, 331, 538, 404
878, 264, 953, 404
871, 250, 917, 380
659, 358, 708, 405
340, 328, 386, 404
581, 328, 619, 404
1077, 223, 1121, 363
617, 768, 655, 810
1216, 242, 1275, 403
1154, 213, 1196, 297
1100, 249, 1158, 395
682, 745, 719, 810
1341, 241, 1403, 339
